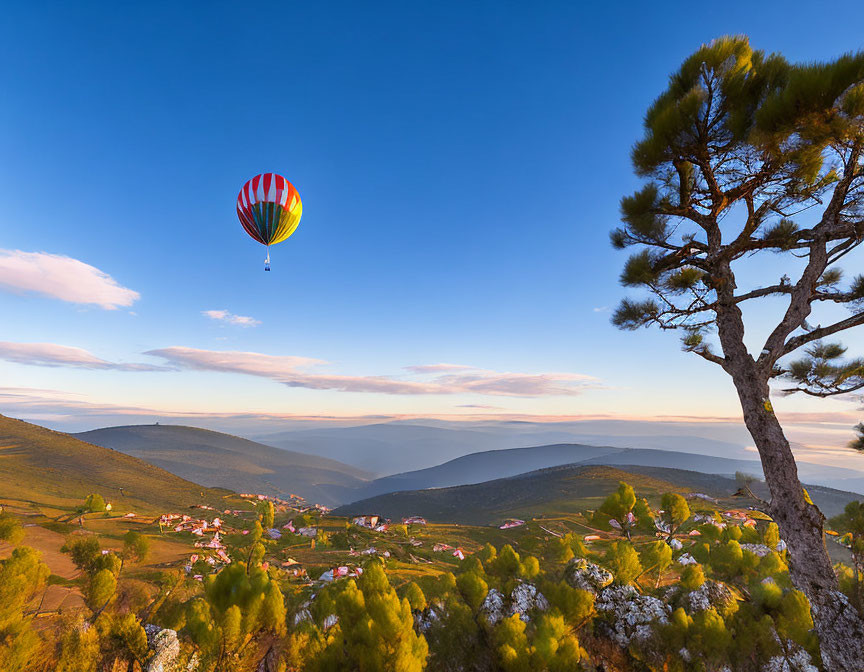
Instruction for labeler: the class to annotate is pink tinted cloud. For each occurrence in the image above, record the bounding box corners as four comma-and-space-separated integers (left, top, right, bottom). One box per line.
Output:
437, 371, 598, 396
0, 249, 139, 309
0, 342, 167, 371
405, 363, 474, 374
145, 347, 597, 397
202, 309, 261, 327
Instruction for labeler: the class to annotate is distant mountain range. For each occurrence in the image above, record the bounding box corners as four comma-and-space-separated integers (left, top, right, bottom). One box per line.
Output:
254, 421, 864, 494
74, 425, 370, 507
0, 415, 226, 513
65, 422, 864, 512
254, 421, 763, 475
327, 442, 864, 504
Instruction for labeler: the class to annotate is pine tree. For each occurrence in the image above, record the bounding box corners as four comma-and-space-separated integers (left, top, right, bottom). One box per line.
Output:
457, 571, 489, 611
611, 35, 864, 667
0, 546, 50, 670
257, 500, 275, 529
87, 569, 117, 612
604, 541, 642, 584
56, 618, 101, 672
403, 582, 427, 611
62, 535, 102, 573
122, 531, 150, 564
639, 540, 673, 588
597, 482, 637, 539
659, 493, 691, 541
84, 493, 106, 513
0, 513, 24, 545
311, 563, 428, 671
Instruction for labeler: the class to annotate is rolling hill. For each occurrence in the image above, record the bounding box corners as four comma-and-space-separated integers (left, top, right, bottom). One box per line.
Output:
332, 462, 864, 524
74, 424, 371, 507
335, 442, 864, 503
335, 443, 627, 501
331, 464, 708, 524
0, 415, 227, 513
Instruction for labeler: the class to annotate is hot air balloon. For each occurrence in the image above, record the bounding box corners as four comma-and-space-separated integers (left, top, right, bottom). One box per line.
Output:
236, 173, 302, 271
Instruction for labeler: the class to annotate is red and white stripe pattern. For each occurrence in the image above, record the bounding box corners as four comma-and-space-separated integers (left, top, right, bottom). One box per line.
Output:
236, 173, 302, 245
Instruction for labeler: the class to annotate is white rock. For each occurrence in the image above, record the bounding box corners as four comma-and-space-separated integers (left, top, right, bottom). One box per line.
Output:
685, 580, 736, 614
508, 582, 550, 622
761, 648, 819, 672
595, 585, 670, 647
565, 558, 614, 593
293, 602, 313, 625
740, 543, 773, 557
144, 625, 181, 672
414, 603, 444, 633
479, 588, 507, 626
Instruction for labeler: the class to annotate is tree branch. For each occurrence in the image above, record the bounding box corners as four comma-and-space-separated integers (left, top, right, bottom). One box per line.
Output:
780, 312, 864, 358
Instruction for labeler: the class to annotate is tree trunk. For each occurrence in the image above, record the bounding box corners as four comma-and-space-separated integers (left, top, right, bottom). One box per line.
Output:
732, 369, 864, 670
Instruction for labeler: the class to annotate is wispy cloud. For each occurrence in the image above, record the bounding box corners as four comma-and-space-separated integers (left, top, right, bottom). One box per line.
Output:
593, 306, 609, 313
0, 249, 139, 309
0, 342, 168, 371
405, 363, 474, 374
436, 370, 597, 396
145, 347, 598, 397
456, 404, 505, 410
202, 309, 261, 327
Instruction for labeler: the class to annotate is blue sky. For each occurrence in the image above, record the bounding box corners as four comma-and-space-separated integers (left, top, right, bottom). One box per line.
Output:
1, 2, 863, 460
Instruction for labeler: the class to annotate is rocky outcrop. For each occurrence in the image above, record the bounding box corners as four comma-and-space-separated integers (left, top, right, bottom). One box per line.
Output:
684, 580, 736, 616
508, 582, 549, 621
292, 602, 313, 625
414, 603, 444, 633
479, 588, 507, 626
144, 625, 181, 672
477, 583, 549, 626
565, 558, 613, 593
595, 585, 670, 647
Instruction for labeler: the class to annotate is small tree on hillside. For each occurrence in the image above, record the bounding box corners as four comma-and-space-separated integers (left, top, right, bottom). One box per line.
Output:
62, 536, 102, 573
659, 492, 691, 541
257, 500, 275, 529
0, 514, 24, 545
597, 482, 637, 540
84, 494, 106, 514
122, 531, 150, 565
0, 547, 50, 668
610, 35, 864, 667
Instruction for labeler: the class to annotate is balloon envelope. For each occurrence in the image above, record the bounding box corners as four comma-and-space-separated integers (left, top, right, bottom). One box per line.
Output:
236, 173, 302, 246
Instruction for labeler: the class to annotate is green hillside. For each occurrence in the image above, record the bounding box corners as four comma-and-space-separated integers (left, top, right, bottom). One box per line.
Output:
0, 415, 228, 513
74, 424, 371, 507
333, 464, 711, 524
